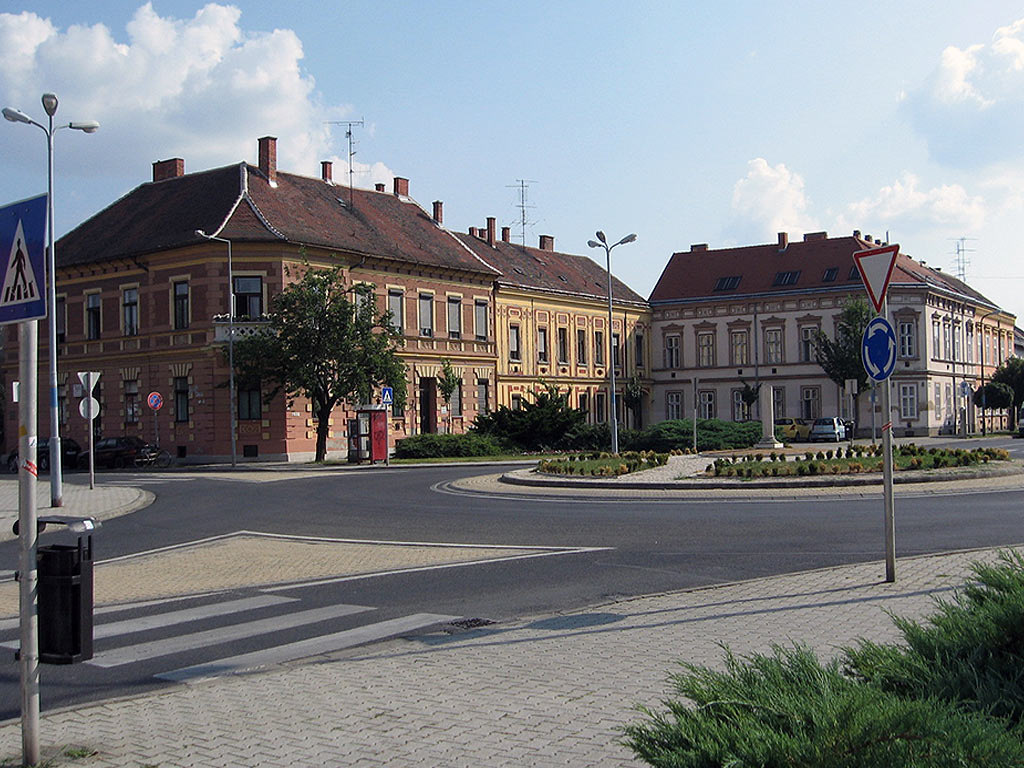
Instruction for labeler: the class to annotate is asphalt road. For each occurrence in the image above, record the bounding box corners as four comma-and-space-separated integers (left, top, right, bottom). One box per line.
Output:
1, 439, 1022, 717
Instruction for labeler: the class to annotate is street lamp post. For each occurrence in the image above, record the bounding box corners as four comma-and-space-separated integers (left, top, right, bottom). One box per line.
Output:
587, 231, 637, 454
3, 94, 98, 507
195, 230, 237, 467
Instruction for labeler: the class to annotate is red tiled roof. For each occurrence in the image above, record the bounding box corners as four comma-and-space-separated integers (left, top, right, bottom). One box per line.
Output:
55, 163, 498, 276
649, 234, 999, 309
454, 233, 647, 306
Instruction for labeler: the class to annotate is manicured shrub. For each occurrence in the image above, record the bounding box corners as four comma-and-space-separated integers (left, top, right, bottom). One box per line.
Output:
394, 432, 509, 458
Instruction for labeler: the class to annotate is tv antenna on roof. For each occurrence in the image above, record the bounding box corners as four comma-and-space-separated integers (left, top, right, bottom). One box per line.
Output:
949, 236, 977, 282
326, 118, 365, 208
507, 179, 538, 245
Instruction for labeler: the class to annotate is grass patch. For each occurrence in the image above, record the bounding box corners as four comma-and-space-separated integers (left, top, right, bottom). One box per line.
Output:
537, 451, 670, 477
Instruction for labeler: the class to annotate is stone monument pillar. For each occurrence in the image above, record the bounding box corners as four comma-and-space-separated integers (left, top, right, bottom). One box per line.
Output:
756, 384, 783, 449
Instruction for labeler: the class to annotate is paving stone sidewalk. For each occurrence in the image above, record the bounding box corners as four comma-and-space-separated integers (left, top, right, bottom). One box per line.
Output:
2, 545, 1019, 767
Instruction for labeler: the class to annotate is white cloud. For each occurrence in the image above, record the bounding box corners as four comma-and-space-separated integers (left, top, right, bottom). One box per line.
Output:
844, 173, 986, 232
0, 3, 392, 184
904, 17, 1024, 166
729, 158, 818, 241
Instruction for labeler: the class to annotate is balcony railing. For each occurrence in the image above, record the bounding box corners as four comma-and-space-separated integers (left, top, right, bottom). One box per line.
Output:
212, 314, 271, 343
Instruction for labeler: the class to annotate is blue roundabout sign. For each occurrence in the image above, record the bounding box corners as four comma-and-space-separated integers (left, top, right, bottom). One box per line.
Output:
862, 316, 897, 382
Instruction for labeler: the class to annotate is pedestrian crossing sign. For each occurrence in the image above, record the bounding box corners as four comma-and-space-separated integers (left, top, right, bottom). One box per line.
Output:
0, 194, 47, 325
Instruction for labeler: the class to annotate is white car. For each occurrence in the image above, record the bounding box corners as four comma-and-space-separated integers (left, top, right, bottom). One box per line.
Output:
809, 417, 847, 442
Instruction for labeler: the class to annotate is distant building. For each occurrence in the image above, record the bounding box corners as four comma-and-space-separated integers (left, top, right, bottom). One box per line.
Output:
648, 231, 1017, 436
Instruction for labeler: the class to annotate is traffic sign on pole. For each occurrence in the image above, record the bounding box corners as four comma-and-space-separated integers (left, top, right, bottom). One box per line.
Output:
862, 316, 897, 382
381, 386, 394, 405
0, 195, 47, 325
147, 392, 164, 411
853, 244, 900, 314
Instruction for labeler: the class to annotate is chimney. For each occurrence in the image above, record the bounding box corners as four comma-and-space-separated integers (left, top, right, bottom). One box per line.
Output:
803, 231, 828, 241
393, 177, 409, 197
777, 232, 788, 251
152, 158, 184, 182
501, 226, 511, 243
486, 216, 496, 246
375, 183, 386, 192
258, 136, 277, 184
690, 243, 708, 252
469, 227, 478, 238
321, 161, 333, 183
432, 200, 443, 224
539, 234, 554, 251
853, 229, 861, 238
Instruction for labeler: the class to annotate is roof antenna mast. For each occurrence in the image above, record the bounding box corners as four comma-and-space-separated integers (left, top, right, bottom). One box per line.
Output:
326, 119, 364, 208
949, 235, 976, 282
507, 179, 538, 245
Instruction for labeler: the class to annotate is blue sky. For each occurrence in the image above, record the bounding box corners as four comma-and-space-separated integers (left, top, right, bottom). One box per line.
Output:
3, 2, 1023, 318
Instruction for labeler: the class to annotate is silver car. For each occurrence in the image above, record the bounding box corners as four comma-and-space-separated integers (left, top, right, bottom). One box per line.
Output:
809, 417, 846, 442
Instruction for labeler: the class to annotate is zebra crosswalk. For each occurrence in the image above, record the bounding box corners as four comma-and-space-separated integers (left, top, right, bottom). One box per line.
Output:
0, 591, 460, 685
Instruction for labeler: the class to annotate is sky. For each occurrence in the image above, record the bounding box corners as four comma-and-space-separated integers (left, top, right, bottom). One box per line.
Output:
3, 2, 1024, 319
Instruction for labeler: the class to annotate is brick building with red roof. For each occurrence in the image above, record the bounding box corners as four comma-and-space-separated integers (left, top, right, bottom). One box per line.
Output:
649, 231, 1016, 436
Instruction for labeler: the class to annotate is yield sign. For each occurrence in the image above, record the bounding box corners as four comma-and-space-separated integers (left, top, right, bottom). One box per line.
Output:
853, 244, 899, 314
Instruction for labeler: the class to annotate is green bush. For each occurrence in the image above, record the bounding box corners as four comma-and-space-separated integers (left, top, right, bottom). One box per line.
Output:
393, 432, 509, 459
471, 384, 586, 450
846, 550, 1024, 728
624, 645, 1024, 767
629, 419, 762, 452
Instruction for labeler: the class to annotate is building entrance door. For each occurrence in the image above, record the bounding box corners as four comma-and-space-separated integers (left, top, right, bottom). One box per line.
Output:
419, 377, 437, 434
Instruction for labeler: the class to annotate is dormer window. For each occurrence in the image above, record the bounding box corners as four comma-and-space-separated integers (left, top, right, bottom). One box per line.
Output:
822, 267, 838, 282
773, 270, 801, 287
714, 275, 741, 291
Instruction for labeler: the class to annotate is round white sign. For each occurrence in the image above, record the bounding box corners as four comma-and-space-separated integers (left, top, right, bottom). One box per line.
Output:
79, 397, 100, 420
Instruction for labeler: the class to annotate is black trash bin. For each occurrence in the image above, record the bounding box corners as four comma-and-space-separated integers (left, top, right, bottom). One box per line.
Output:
37, 534, 94, 664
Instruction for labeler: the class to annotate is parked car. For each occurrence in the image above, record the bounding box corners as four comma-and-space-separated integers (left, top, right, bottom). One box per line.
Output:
809, 417, 847, 442
774, 417, 810, 441
6, 437, 83, 473
93, 436, 160, 469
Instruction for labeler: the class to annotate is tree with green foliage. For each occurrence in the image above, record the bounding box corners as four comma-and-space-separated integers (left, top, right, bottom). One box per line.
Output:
990, 356, 1024, 429
623, 374, 646, 429
471, 383, 585, 450
973, 381, 1013, 432
814, 297, 874, 420
233, 262, 406, 462
436, 358, 460, 434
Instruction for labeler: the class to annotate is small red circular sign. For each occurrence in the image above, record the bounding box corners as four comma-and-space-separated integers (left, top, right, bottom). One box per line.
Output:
147, 391, 164, 410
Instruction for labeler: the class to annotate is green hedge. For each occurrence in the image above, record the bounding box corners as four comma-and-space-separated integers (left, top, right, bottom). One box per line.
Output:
393, 433, 509, 459
627, 419, 762, 452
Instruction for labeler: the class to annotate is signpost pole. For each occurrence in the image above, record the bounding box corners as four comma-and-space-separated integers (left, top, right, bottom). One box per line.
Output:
87, 373, 95, 490
882, 297, 895, 583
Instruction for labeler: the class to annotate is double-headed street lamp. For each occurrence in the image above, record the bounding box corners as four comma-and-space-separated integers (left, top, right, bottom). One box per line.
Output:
3, 94, 98, 507
195, 230, 238, 467
587, 231, 637, 454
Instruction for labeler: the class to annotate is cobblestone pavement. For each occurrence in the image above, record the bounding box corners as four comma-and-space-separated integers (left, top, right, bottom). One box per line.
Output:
1, 545, 1019, 767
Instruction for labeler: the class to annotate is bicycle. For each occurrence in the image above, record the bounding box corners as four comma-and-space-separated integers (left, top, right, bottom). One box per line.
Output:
134, 449, 173, 469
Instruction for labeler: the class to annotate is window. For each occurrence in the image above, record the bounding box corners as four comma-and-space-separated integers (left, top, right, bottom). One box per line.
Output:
664, 335, 680, 369
239, 385, 262, 420
56, 296, 66, 343
934, 383, 942, 420
822, 267, 838, 282
697, 331, 715, 367
355, 284, 374, 316
764, 328, 783, 364
418, 294, 433, 336
578, 391, 589, 417
952, 322, 961, 362
86, 293, 101, 340
233, 276, 263, 319
943, 321, 951, 360
899, 383, 918, 421
537, 327, 548, 363
800, 326, 817, 362
474, 301, 488, 341
666, 391, 683, 420
698, 390, 716, 419
847, 265, 860, 281
447, 297, 462, 339
800, 386, 821, 420
558, 328, 569, 364
713, 275, 741, 291
511, 393, 523, 410
576, 329, 587, 365
898, 320, 916, 358
174, 377, 189, 423
932, 320, 941, 359
773, 270, 801, 286
595, 392, 607, 422
635, 332, 644, 368
124, 380, 140, 424
965, 325, 973, 363
476, 379, 489, 415
388, 290, 404, 333
730, 330, 748, 366
122, 287, 139, 336
612, 332, 621, 368
509, 324, 521, 361
732, 389, 751, 422
173, 282, 189, 330
451, 383, 462, 417
772, 386, 785, 419
595, 330, 605, 365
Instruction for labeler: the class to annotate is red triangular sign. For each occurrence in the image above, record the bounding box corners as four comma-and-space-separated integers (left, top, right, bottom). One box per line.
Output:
853, 244, 899, 314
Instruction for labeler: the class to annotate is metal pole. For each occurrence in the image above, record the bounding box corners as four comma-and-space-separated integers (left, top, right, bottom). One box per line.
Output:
227, 239, 237, 467
692, 377, 698, 452
87, 373, 95, 490
45, 111, 63, 506
18, 319, 40, 765
881, 298, 895, 582
605, 247, 617, 454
